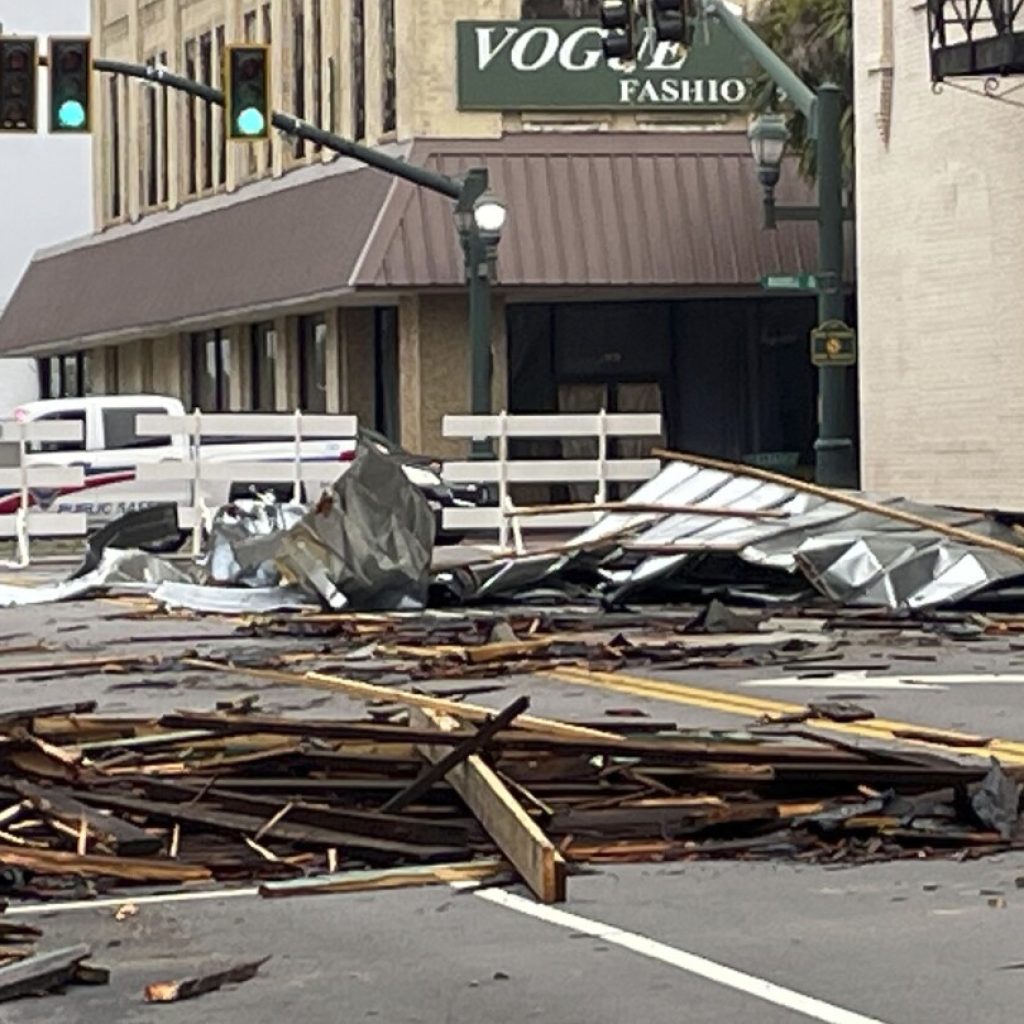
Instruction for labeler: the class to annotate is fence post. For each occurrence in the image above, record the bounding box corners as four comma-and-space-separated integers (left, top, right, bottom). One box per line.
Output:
15, 423, 29, 568
190, 408, 204, 557
497, 411, 510, 549
293, 408, 303, 504
596, 407, 609, 507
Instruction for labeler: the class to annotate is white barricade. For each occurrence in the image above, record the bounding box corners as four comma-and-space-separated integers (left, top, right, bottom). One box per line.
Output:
136, 410, 358, 554
442, 410, 662, 549
0, 420, 87, 567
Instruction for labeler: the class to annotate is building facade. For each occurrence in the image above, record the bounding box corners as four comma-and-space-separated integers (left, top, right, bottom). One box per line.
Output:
0, 0, 829, 469
854, 0, 1024, 507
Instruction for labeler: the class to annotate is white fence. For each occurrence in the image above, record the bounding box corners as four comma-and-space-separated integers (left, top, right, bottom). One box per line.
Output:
442, 411, 662, 549
0, 419, 86, 567
136, 410, 359, 553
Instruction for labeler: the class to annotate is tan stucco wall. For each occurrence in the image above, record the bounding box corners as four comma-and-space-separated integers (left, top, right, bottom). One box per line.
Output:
398, 292, 507, 458
854, 0, 1024, 507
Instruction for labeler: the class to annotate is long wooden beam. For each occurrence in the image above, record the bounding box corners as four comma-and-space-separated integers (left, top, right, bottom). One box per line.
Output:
411, 706, 567, 904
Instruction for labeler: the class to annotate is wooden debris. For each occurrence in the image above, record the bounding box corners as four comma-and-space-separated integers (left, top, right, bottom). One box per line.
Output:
144, 956, 270, 1004
259, 858, 510, 898
412, 707, 567, 904
0, 846, 211, 882
0, 944, 101, 1003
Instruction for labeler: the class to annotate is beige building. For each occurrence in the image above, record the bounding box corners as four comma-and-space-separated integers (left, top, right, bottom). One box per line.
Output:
0, 0, 827, 466
854, 0, 1024, 507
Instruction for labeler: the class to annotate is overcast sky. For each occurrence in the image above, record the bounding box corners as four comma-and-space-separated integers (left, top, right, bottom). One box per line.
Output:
0, 0, 91, 308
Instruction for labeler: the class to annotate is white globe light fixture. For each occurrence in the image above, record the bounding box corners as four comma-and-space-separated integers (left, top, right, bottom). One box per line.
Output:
747, 113, 790, 189
473, 192, 507, 243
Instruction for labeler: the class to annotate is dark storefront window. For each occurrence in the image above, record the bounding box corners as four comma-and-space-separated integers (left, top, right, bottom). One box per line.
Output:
381, 0, 396, 135
190, 330, 231, 411
374, 307, 399, 441
145, 57, 158, 207
39, 354, 87, 400
298, 315, 327, 413
352, 0, 366, 141
251, 322, 278, 410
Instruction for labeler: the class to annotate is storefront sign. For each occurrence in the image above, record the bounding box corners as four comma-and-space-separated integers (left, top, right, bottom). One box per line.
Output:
457, 20, 755, 111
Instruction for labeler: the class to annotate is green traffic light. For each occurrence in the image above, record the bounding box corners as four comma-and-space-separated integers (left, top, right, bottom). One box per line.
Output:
57, 99, 86, 129
236, 106, 265, 137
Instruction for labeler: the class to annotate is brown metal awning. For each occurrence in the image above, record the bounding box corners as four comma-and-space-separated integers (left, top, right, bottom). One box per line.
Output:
356, 133, 827, 289
0, 132, 830, 357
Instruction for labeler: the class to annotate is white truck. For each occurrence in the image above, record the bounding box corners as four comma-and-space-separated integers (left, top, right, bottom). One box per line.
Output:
0, 394, 482, 535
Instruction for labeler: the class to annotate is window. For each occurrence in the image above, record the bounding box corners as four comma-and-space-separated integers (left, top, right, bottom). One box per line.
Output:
28, 411, 86, 454
185, 39, 198, 195
102, 407, 172, 450
291, 0, 306, 158
352, 0, 366, 141
145, 57, 158, 207
36, 355, 87, 402
190, 330, 231, 410
200, 32, 214, 190
374, 308, 399, 440
250, 322, 278, 410
159, 51, 169, 202
262, 3, 272, 46
108, 77, 121, 218
327, 56, 337, 134
312, 0, 322, 149
298, 315, 327, 413
216, 26, 227, 186
381, 0, 396, 135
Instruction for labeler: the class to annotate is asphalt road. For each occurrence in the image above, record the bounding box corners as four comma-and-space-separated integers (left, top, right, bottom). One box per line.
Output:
3, 587, 1024, 1022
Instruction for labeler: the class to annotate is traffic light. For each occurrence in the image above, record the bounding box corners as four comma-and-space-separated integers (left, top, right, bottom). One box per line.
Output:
49, 37, 92, 133
600, 0, 638, 62
224, 44, 270, 140
652, 0, 690, 44
0, 36, 38, 133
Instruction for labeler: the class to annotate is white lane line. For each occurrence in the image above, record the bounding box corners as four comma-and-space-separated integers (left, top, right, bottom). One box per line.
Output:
741, 676, 945, 691
6, 886, 259, 915
473, 888, 890, 1024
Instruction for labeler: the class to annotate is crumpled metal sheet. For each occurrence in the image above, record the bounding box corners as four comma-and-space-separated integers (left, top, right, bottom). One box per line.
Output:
72, 503, 182, 580
275, 442, 435, 611
596, 462, 1024, 610
201, 498, 305, 587
0, 548, 195, 608
153, 581, 316, 614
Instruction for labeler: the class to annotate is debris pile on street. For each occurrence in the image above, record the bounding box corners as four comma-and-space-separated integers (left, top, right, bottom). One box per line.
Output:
0, 676, 1018, 910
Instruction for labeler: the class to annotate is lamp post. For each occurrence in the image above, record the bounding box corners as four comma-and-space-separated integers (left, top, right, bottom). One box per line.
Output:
454, 168, 508, 459
746, 86, 854, 489
696, 0, 856, 489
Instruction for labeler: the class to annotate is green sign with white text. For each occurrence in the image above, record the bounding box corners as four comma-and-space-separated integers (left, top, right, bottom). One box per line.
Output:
457, 20, 755, 111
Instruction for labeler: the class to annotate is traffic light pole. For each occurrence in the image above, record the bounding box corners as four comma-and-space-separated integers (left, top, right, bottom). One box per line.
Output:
93, 59, 501, 445
695, 2, 857, 488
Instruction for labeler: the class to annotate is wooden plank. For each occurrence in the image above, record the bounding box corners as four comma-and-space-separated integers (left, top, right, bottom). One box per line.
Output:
144, 957, 270, 1004
0, 467, 84, 488
443, 413, 661, 439
136, 413, 357, 438
0, 421, 82, 443
0, 845, 211, 882
442, 459, 660, 485
0, 513, 88, 539
653, 446, 1024, 562
186, 660, 622, 744
382, 697, 530, 813
10, 780, 163, 856
0, 945, 95, 1003
411, 706, 567, 904
258, 858, 509, 898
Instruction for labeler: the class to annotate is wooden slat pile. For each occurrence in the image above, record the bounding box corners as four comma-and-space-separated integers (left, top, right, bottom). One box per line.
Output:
0, 693, 1017, 907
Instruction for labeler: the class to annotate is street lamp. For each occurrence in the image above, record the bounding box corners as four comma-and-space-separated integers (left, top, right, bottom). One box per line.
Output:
747, 113, 789, 227
455, 170, 508, 458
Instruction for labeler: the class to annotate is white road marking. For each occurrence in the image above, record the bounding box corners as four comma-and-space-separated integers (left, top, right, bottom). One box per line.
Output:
6, 886, 259, 915
473, 888, 891, 1024
741, 675, 946, 691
